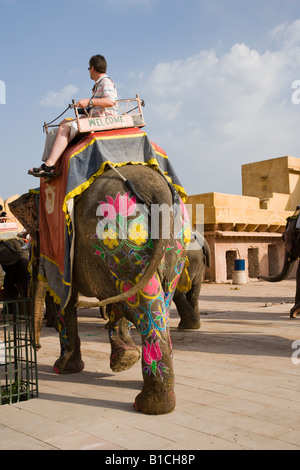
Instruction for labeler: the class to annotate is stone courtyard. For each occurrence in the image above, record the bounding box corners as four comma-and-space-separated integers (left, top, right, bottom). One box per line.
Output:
1, 279, 300, 450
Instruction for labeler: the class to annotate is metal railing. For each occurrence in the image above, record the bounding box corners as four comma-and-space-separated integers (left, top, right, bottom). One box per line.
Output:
0, 298, 38, 405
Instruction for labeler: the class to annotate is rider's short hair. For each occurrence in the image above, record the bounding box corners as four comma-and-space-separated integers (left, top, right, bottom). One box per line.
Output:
89, 55, 107, 73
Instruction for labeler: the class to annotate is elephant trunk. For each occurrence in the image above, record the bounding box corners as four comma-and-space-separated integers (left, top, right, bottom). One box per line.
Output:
259, 253, 295, 282
32, 279, 47, 349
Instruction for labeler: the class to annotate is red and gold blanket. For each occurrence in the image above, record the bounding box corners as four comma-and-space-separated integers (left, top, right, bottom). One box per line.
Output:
38, 127, 187, 308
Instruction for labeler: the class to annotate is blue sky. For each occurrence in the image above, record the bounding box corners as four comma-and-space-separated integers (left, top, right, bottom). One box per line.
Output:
1, 0, 300, 201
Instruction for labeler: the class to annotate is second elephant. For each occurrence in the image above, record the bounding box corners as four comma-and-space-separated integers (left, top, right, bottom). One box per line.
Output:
173, 232, 211, 329
0, 238, 29, 298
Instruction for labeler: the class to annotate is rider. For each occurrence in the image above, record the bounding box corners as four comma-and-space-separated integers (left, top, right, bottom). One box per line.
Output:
28, 54, 118, 178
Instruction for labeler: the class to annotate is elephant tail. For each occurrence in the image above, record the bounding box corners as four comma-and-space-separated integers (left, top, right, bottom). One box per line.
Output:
95, 237, 166, 308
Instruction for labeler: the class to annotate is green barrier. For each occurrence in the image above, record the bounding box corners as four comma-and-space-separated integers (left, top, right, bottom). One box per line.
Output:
0, 298, 38, 405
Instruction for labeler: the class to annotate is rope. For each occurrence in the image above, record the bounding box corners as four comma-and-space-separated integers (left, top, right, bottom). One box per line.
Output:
43, 103, 74, 132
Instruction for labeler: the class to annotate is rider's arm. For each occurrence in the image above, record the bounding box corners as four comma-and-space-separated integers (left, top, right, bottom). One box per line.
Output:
76, 97, 114, 109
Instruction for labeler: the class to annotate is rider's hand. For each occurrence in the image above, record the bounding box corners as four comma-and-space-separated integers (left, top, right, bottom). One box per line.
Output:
76, 99, 90, 108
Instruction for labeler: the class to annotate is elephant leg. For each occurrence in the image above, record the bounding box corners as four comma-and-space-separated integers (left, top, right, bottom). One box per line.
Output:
45, 292, 59, 329
109, 306, 140, 372
2, 265, 19, 298
174, 289, 200, 330
291, 262, 300, 318
132, 278, 176, 415
186, 279, 201, 315
290, 303, 300, 318
54, 288, 84, 374
14, 258, 29, 298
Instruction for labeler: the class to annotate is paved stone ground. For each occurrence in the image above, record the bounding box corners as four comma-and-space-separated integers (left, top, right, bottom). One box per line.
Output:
1, 279, 300, 450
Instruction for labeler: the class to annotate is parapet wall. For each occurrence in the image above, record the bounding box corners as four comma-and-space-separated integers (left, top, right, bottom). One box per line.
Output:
187, 192, 292, 234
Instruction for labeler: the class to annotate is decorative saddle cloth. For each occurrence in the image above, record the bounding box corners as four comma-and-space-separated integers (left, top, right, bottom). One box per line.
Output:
37, 127, 187, 310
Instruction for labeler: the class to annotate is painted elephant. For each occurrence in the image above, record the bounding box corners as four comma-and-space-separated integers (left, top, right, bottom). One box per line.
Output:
173, 232, 210, 329
0, 238, 29, 299
98, 233, 210, 330
9, 164, 191, 414
260, 206, 300, 318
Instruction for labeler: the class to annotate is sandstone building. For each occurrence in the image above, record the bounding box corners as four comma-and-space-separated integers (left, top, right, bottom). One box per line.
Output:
1, 156, 300, 284
187, 156, 300, 283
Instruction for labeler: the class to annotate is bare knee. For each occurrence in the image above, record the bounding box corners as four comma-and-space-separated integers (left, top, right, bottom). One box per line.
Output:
58, 120, 71, 137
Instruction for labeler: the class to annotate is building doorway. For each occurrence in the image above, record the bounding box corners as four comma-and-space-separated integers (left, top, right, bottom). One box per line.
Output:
268, 244, 280, 277
248, 247, 259, 278
226, 250, 237, 280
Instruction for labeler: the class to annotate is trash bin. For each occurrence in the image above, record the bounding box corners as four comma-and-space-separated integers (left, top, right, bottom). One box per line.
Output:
232, 259, 247, 285
0, 298, 38, 405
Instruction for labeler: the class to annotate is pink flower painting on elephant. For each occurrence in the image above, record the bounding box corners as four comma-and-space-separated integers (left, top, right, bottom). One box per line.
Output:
143, 339, 167, 379
97, 192, 136, 219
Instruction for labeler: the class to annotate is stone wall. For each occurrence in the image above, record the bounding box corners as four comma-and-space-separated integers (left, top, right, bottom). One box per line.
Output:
186, 156, 300, 283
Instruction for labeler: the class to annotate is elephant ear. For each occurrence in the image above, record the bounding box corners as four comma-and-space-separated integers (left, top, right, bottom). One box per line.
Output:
9, 192, 39, 238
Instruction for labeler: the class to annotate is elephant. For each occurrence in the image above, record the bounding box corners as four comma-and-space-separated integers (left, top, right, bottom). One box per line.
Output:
0, 238, 29, 299
260, 206, 300, 318
173, 232, 210, 329
9, 164, 191, 414
0, 236, 59, 326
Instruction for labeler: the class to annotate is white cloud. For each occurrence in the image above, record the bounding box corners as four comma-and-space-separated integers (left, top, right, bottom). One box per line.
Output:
269, 19, 300, 48
134, 20, 300, 196
39, 84, 79, 107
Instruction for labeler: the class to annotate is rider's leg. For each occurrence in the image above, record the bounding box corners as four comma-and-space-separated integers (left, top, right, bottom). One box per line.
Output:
44, 120, 71, 167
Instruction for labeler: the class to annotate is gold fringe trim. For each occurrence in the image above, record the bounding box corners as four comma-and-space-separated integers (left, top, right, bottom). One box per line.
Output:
176, 257, 192, 293
37, 272, 62, 307
62, 159, 187, 231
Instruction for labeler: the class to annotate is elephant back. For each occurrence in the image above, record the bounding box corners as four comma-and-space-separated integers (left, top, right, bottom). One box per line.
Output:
0, 239, 28, 266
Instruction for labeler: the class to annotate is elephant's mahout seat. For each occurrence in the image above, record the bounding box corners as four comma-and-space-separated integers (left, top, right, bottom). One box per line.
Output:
75, 96, 145, 134
43, 96, 146, 137
37, 126, 187, 311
